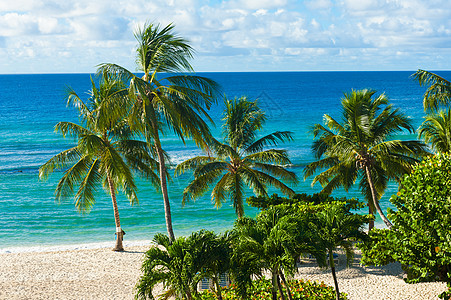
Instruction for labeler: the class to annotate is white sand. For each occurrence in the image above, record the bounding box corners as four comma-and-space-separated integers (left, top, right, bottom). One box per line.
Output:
0, 245, 447, 300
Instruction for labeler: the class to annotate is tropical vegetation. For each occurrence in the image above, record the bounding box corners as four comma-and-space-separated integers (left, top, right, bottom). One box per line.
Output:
176, 96, 298, 218
198, 278, 349, 300
412, 69, 451, 111
97, 23, 221, 241
359, 152, 451, 299
136, 230, 230, 300
304, 89, 429, 230
230, 205, 321, 300
414, 70, 451, 154
309, 204, 369, 300
39, 73, 157, 251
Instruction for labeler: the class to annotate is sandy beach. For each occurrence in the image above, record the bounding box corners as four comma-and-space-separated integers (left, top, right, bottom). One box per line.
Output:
0, 244, 447, 300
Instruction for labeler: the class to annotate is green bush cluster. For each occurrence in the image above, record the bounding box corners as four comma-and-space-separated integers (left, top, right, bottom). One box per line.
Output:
198, 278, 348, 300
359, 153, 451, 298
247, 193, 364, 212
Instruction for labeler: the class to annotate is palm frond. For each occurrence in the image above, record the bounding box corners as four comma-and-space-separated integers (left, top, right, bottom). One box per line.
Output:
39, 147, 81, 180
412, 69, 451, 111
74, 159, 102, 212
245, 131, 293, 153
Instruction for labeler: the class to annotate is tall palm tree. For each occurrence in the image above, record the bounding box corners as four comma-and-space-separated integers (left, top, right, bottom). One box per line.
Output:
412, 69, 451, 111
310, 204, 369, 300
304, 89, 429, 230
98, 23, 221, 241
419, 109, 451, 153
176, 97, 298, 218
39, 74, 158, 251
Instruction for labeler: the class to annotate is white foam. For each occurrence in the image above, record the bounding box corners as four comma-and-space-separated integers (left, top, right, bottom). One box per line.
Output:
0, 239, 153, 254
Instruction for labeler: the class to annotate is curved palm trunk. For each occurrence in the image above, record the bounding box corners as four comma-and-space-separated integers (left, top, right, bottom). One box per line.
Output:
368, 205, 374, 231
365, 166, 393, 230
107, 175, 124, 251
155, 137, 175, 242
329, 249, 340, 300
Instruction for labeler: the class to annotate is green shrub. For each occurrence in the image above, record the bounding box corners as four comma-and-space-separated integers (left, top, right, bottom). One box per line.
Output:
359, 153, 451, 298
198, 278, 348, 300
247, 193, 364, 212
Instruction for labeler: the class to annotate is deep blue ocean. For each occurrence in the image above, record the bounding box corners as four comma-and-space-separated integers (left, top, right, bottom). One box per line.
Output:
1, 71, 449, 251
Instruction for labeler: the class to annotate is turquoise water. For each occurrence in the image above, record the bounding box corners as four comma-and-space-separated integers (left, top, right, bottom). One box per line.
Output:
1, 71, 449, 251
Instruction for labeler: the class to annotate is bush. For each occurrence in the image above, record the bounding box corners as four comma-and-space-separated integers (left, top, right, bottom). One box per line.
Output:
359, 153, 451, 298
247, 193, 365, 212
198, 278, 348, 300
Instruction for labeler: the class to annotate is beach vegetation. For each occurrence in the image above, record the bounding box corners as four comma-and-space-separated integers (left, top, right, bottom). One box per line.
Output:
419, 109, 451, 153
304, 89, 429, 230
230, 205, 323, 300
247, 193, 365, 213
412, 69, 451, 112
97, 22, 221, 242
414, 71, 451, 154
308, 204, 369, 300
359, 152, 451, 299
136, 230, 230, 300
39, 73, 158, 251
198, 278, 349, 300
176, 96, 297, 218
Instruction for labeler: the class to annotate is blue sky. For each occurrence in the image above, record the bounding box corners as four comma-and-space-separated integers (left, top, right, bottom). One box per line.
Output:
0, 0, 450, 73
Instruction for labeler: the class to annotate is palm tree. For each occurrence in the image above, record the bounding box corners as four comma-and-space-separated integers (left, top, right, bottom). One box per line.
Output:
412, 69, 451, 111
231, 206, 321, 300
98, 23, 221, 242
176, 97, 298, 218
304, 89, 429, 230
310, 204, 369, 300
419, 109, 451, 153
136, 230, 227, 300
39, 74, 158, 251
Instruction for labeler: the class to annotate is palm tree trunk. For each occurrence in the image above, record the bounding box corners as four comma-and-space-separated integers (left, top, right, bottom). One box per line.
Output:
279, 270, 293, 300
107, 175, 124, 252
276, 274, 286, 300
271, 273, 278, 300
154, 137, 176, 242
329, 249, 340, 300
365, 166, 393, 229
368, 205, 374, 231
213, 276, 223, 300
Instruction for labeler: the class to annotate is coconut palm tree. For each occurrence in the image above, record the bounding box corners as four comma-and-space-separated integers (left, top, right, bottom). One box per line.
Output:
419, 109, 451, 153
412, 69, 451, 111
304, 89, 429, 230
97, 23, 221, 242
39, 74, 158, 251
309, 204, 369, 300
176, 97, 298, 218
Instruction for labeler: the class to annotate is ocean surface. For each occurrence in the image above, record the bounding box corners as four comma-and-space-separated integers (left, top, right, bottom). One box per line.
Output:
1, 71, 450, 252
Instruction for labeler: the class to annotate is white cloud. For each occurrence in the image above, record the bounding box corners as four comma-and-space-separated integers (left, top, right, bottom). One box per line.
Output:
0, 0, 449, 73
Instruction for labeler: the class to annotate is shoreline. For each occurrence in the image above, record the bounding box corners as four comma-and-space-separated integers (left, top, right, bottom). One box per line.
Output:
0, 239, 154, 254
0, 246, 446, 300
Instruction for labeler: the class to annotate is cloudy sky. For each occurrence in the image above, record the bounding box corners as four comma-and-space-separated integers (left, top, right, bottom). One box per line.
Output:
0, 0, 450, 73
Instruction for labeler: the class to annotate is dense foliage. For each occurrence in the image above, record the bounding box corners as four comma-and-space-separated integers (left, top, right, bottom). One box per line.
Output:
136, 230, 230, 300
198, 278, 349, 300
359, 153, 451, 298
247, 193, 365, 212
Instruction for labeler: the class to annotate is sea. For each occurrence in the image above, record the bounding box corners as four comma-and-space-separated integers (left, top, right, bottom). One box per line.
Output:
1, 71, 449, 253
